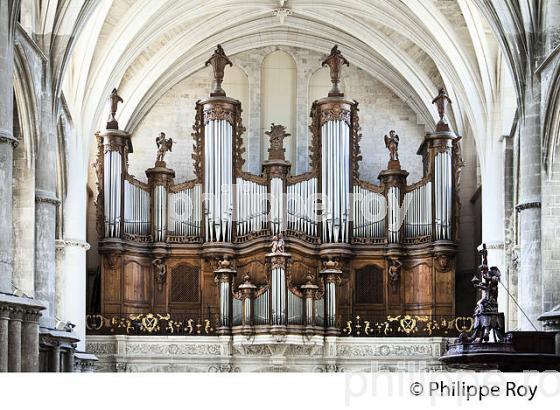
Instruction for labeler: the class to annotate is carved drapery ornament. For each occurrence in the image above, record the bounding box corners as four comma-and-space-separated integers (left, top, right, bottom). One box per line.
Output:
203, 105, 235, 125
351, 104, 363, 182
233, 107, 247, 174
191, 102, 204, 181
319, 105, 351, 126
94, 133, 105, 238
205, 45, 233, 97
107, 88, 123, 129
322, 45, 349, 97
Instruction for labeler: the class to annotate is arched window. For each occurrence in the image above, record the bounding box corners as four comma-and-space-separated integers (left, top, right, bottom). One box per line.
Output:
261, 50, 296, 165
355, 265, 384, 305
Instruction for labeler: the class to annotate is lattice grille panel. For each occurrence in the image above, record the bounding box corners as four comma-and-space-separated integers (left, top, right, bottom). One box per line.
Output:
355, 266, 384, 304
171, 265, 199, 303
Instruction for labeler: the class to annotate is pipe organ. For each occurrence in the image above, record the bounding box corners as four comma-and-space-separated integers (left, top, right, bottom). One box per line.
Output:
94, 46, 462, 338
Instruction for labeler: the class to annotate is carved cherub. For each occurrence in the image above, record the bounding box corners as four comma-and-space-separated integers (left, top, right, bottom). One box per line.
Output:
156, 132, 174, 163
388, 258, 402, 293
384, 130, 399, 162
271, 233, 285, 254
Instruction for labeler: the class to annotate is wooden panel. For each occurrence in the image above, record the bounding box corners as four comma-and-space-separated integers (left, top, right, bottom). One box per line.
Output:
102, 255, 121, 303
403, 260, 432, 314
123, 258, 151, 308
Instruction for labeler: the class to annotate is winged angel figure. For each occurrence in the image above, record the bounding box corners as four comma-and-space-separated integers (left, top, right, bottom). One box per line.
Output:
156, 132, 174, 162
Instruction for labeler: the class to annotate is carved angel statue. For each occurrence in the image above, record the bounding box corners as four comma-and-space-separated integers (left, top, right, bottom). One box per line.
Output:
271, 233, 285, 254
384, 130, 399, 162
388, 258, 402, 293
107, 88, 123, 129
156, 132, 174, 163
152, 258, 167, 292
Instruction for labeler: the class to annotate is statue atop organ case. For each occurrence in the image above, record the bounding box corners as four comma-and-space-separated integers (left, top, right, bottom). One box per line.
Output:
92, 45, 463, 338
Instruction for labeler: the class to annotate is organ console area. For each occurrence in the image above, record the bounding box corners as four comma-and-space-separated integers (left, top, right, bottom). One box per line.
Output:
92, 45, 462, 337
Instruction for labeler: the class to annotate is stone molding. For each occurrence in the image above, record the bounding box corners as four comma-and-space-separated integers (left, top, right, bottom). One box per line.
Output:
86, 335, 446, 372
0, 128, 19, 147
515, 201, 541, 212
35, 189, 61, 206
55, 239, 91, 251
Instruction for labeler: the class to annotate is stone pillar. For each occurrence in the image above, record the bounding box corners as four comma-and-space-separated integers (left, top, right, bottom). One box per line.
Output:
49, 343, 61, 372
21, 309, 40, 372
57, 240, 90, 351
517, 83, 542, 330
214, 258, 236, 335
0, 305, 9, 372
8, 307, 23, 372
0, 0, 19, 293
481, 141, 506, 324
35, 190, 60, 329
63, 348, 74, 372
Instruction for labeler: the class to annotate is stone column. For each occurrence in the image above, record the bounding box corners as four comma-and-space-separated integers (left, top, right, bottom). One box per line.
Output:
8, 306, 23, 371
21, 309, 40, 372
63, 348, 74, 372
0, 305, 9, 372
49, 343, 61, 372
517, 83, 542, 330
481, 141, 506, 323
35, 190, 60, 329
0, 0, 19, 293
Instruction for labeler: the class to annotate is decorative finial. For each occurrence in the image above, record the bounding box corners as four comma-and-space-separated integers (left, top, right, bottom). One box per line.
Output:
107, 88, 123, 129
265, 123, 290, 161
432, 88, 452, 132
322, 45, 349, 97
205, 44, 233, 97
155, 132, 174, 165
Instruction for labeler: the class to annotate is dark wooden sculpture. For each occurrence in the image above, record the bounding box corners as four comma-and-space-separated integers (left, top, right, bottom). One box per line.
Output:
155, 132, 173, 163
107, 88, 123, 129
322, 45, 349, 97
205, 44, 233, 97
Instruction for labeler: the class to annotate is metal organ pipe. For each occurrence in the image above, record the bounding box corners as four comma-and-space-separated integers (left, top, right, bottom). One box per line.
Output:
434, 152, 452, 240
104, 150, 122, 238
321, 120, 350, 243
204, 119, 233, 242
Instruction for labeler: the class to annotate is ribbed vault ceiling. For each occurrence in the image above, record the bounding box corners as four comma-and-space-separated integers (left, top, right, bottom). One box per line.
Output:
49, 0, 516, 166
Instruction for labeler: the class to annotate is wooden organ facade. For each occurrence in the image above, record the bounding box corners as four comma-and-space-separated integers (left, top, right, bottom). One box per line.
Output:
93, 46, 462, 337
